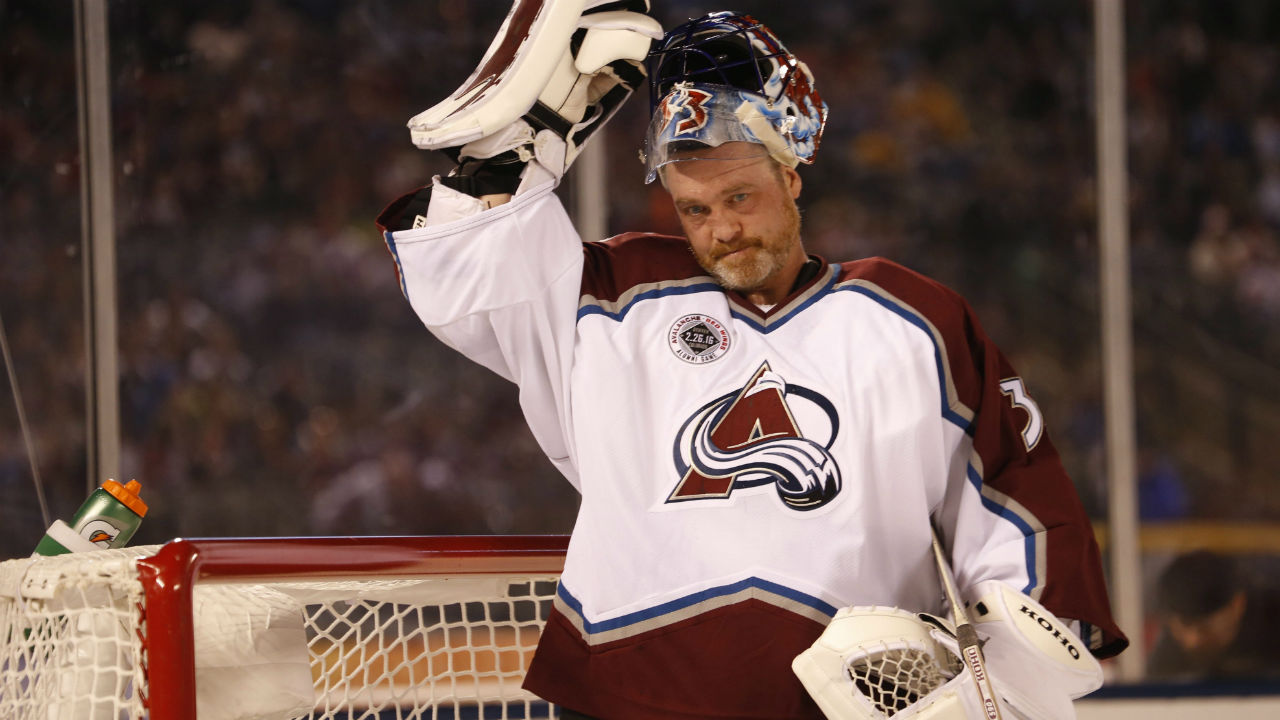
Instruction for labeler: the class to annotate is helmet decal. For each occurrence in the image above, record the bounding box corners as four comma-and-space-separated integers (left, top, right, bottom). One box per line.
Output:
661, 85, 715, 136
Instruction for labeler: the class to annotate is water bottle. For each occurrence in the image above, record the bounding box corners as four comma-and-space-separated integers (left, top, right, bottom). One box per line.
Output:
33, 479, 149, 556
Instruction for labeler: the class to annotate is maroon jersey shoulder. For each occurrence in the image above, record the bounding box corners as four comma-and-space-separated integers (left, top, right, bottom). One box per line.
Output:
581, 233, 708, 304
835, 256, 961, 299
836, 257, 986, 410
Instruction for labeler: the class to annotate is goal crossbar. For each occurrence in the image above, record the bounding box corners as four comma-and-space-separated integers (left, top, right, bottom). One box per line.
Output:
2, 535, 569, 720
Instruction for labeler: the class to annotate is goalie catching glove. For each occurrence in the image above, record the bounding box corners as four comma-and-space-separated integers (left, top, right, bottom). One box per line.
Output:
792, 581, 1103, 720
408, 0, 662, 198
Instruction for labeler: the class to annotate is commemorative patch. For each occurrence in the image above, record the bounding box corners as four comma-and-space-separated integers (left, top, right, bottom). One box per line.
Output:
669, 314, 731, 364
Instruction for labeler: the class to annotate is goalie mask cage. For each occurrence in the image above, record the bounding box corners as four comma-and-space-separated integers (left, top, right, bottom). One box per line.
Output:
0, 535, 569, 720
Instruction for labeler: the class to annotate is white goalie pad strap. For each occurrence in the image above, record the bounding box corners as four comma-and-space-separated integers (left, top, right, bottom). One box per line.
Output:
531, 129, 568, 180
968, 580, 1104, 720
408, 1, 660, 150
512, 129, 563, 196
792, 606, 977, 720
447, 119, 558, 199
456, 120, 536, 162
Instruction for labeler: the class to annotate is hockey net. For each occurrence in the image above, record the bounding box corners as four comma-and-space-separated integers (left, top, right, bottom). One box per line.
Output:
0, 535, 568, 720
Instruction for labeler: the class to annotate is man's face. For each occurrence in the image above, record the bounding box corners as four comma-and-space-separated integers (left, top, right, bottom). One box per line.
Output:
662, 142, 805, 303
1166, 591, 1247, 658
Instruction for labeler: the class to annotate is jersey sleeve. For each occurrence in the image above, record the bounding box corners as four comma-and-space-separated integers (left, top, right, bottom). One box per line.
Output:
376, 180, 584, 486
855, 258, 1128, 659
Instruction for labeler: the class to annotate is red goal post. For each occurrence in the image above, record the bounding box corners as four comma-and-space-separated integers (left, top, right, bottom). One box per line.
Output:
1, 535, 569, 720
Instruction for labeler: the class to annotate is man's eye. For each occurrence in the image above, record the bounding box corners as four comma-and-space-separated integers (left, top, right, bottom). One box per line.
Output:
683, 205, 706, 216
731, 193, 749, 203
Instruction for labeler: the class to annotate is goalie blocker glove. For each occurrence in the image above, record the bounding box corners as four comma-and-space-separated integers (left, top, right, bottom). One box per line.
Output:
409, 1, 662, 200
792, 581, 1103, 720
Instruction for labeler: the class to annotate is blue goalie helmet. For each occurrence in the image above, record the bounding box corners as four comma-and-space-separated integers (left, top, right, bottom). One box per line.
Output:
642, 12, 828, 183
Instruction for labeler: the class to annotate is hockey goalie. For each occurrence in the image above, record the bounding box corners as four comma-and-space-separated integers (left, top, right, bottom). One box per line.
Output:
380, 1, 1128, 717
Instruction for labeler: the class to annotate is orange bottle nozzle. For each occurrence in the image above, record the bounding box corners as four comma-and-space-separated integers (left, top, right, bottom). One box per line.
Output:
103, 478, 149, 517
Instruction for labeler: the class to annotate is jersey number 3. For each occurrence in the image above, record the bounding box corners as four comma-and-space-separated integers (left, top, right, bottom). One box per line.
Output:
999, 377, 1044, 451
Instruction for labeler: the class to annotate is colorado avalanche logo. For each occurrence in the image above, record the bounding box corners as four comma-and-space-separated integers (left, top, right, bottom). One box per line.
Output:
669, 361, 842, 511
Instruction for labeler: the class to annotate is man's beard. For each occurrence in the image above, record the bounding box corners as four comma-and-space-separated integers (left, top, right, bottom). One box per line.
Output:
693, 198, 802, 294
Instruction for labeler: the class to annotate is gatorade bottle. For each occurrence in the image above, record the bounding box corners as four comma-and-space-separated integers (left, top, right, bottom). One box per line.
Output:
33, 479, 149, 556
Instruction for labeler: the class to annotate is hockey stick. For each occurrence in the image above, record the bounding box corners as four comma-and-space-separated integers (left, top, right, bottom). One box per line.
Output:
930, 525, 1003, 720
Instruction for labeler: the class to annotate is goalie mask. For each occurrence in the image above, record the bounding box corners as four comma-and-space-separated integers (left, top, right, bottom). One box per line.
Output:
642, 12, 828, 183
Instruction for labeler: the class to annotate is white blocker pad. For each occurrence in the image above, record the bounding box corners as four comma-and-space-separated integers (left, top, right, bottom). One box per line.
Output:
408, 0, 660, 149
967, 580, 1104, 720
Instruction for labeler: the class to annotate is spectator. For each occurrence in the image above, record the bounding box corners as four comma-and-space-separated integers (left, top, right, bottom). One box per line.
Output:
1148, 549, 1280, 681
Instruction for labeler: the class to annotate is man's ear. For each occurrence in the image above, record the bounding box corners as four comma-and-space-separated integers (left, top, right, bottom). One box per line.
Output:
783, 165, 802, 199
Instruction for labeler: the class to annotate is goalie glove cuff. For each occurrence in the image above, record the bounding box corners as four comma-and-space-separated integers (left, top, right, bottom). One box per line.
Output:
438, 156, 526, 198
441, 120, 566, 199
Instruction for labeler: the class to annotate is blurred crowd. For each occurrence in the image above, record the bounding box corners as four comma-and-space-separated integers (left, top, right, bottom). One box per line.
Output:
2, 0, 1279, 564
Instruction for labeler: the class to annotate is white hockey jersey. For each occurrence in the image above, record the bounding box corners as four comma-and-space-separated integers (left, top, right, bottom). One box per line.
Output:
378, 181, 1126, 719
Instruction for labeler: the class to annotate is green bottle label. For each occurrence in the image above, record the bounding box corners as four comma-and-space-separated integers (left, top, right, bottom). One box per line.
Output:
71, 488, 142, 549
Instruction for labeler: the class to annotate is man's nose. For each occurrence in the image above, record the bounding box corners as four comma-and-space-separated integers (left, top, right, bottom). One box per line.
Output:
708, 210, 741, 243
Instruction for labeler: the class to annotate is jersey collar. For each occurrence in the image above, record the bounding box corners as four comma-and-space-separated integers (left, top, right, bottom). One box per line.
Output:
725, 256, 835, 331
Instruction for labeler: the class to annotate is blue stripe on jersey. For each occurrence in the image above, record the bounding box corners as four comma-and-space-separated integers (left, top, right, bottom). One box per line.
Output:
382, 230, 409, 299
576, 282, 723, 322
838, 284, 973, 433
966, 463, 1040, 595
557, 576, 838, 636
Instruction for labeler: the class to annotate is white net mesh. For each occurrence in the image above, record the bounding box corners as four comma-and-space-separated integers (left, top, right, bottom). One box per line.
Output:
848, 643, 959, 717
1, 542, 562, 720
294, 578, 558, 719
0, 547, 154, 720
